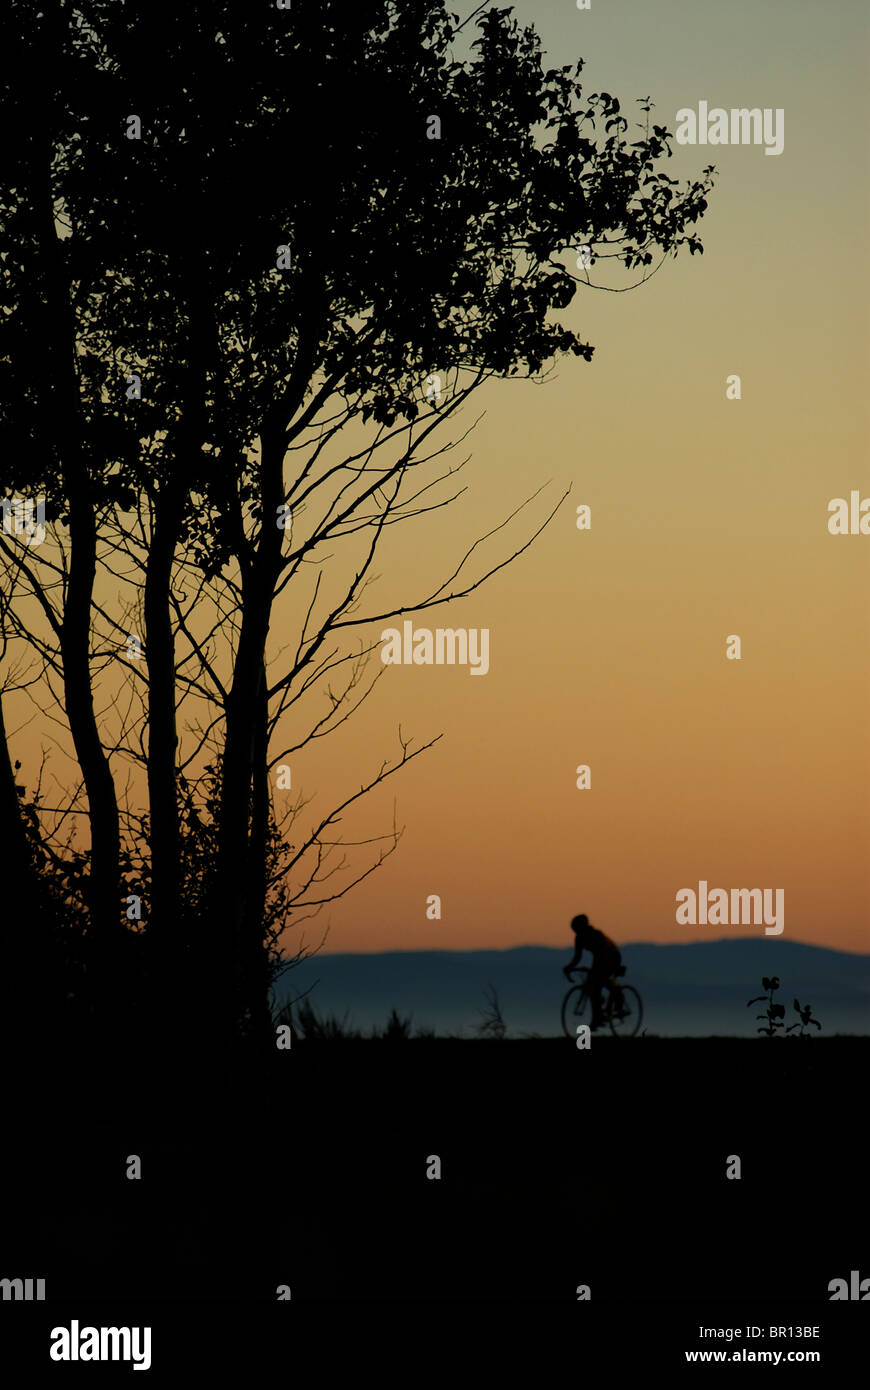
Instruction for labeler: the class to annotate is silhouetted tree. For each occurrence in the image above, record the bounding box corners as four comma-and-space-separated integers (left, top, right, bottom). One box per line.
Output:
0, 1, 714, 1051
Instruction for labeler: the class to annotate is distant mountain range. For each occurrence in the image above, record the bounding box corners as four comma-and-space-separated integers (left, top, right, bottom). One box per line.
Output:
272, 939, 870, 1037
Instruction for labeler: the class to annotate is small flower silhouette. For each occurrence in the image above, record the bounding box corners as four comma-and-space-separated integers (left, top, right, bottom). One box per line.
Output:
747, 977, 786, 1035
786, 999, 823, 1038
746, 979, 821, 1037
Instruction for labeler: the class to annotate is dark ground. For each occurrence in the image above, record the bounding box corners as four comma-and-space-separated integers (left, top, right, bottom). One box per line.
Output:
2, 1036, 867, 1369
275, 1036, 868, 1303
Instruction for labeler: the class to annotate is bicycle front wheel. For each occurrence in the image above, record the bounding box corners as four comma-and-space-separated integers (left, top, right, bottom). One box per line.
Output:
561, 984, 593, 1039
609, 985, 643, 1037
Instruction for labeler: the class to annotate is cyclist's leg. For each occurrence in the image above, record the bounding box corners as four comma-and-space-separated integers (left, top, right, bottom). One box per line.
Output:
587, 965, 606, 1026
600, 951, 621, 1019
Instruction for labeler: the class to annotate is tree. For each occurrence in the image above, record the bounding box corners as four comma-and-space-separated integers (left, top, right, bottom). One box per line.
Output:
0, 1, 714, 1054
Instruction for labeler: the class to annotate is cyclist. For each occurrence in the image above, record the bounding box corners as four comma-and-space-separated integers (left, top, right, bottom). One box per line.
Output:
562, 914, 623, 1030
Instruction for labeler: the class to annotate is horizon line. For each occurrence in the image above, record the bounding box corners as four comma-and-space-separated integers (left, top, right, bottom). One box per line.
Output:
296, 936, 869, 959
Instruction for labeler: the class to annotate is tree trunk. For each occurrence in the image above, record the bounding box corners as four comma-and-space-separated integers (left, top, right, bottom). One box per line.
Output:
214, 431, 285, 1036
59, 481, 122, 949
243, 658, 273, 1046
0, 693, 31, 874
0, 693, 34, 1030
144, 489, 182, 944
145, 233, 211, 1037
22, 103, 123, 954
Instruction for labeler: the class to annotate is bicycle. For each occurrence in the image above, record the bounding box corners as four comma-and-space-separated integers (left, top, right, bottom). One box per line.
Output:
560, 965, 643, 1038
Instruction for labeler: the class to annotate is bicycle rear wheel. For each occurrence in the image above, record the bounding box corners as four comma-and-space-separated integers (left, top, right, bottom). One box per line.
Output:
561, 983, 593, 1038
609, 984, 642, 1037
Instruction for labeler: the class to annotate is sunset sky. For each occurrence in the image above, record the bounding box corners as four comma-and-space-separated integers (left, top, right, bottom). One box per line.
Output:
293, 0, 870, 956
6, 0, 868, 959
